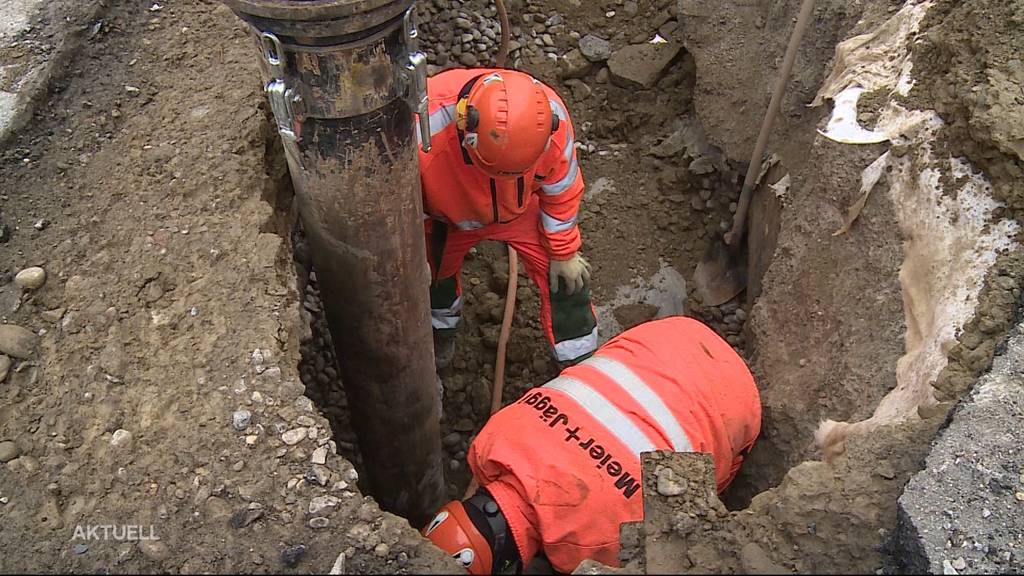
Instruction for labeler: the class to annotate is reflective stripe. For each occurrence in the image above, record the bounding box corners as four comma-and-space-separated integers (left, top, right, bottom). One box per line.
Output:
431, 296, 462, 330
544, 376, 657, 455
541, 210, 577, 233
553, 326, 598, 362
541, 99, 579, 195
541, 156, 579, 196
549, 99, 568, 122
417, 104, 458, 145
549, 99, 575, 162
455, 220, 484, 231
582, 357, 694, 453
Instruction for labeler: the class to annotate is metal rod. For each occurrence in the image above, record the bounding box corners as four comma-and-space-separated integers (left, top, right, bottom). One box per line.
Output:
225, 0, 444, 526
726, 0, 816, 248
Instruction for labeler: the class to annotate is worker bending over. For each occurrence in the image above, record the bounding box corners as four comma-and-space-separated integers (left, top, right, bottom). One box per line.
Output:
420, 68, 598, 366
423, 316, 762, 574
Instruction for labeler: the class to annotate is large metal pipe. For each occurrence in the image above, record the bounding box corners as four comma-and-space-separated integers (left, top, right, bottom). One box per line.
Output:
223, 0, 444, 526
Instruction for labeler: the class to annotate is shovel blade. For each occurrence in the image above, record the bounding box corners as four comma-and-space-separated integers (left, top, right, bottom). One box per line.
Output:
693, 239, 747, 307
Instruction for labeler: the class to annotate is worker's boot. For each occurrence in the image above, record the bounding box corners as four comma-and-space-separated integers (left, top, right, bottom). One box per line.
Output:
434, 329, 457, 370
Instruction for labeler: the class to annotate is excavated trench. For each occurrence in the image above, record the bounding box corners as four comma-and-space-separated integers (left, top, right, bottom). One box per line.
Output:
0, 0, 1016, 570
256, 0, 1024, 572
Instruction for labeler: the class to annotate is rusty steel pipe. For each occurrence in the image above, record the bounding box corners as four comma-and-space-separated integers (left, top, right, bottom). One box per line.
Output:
224, 0, 444, 526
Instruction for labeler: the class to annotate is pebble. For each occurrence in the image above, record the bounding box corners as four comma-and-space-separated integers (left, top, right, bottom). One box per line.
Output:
952, 558, 967, 571
73, 543, 88, 555
579, 34, 611, 62
232, 410, 252, 431
311, 445, 328, 465
689, 157, 715, 175
230, 507, 264, 528
0, 441, 19, 463
655, 466, 686, 496
14, 267, 46, 290
251, 348, 266, 371
0, 355, 9, 382
308, 517, 330, 529
33, 219, 47, 231
374, 543, 390, 558
0, 324, 38, 359
442, 432, 462, 448
281, 544, 306, 568
309, 495, 340, 515
307, 465, 330, 486
110, 429, 134, 449
40, 308, 65, 323
139, 540, 170, 561
559, 49, 592, 79
282, 428, 307, 445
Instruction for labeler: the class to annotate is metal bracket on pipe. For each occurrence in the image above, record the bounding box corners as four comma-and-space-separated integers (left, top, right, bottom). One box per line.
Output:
401, 7, 431, 152
407, 51, 431, 152
259, 31, 303, 144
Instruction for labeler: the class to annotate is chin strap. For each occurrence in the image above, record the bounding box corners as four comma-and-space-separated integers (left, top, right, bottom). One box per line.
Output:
465, 488, 519, 573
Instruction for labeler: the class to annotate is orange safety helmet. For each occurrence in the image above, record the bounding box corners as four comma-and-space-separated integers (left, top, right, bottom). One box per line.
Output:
457, 71, 560, 179
422, 500, 494, 574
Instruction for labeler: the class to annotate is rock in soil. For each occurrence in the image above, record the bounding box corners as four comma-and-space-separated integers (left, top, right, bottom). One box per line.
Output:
608, 42, 681, 88
0, 354, 10, 382
231, 409, 252, 431
0, 325, 37, 359
579, 34, 612, 62
14, 267, 46, 290
0, 440, 19, 463
559, 48, 593, 80
280, 544, 306, 568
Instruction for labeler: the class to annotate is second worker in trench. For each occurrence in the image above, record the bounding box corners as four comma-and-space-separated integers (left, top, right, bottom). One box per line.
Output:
419, 68, 598, 366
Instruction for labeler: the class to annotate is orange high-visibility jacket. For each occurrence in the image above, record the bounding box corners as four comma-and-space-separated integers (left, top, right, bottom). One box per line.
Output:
467, 316, 761, 573
418, 68, 585, 258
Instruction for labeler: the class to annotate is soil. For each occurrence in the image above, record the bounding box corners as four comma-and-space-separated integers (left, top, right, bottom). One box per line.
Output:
1, 0, 1022, 573
0, 1, 452, 573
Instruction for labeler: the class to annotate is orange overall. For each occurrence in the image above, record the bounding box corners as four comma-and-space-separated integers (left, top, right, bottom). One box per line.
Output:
420, 68, 597, 362
467, 316, 762, 572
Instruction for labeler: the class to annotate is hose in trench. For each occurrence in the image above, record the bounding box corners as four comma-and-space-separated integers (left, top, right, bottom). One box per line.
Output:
464, 0, 515, 500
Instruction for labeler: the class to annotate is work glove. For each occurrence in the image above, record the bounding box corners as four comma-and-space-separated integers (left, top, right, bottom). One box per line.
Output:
549, 252, 591, 295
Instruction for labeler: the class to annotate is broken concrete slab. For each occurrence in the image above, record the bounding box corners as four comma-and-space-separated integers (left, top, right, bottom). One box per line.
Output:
896, 322, 1024, 574
0, 0, 104, 144
608, 42, 681, 89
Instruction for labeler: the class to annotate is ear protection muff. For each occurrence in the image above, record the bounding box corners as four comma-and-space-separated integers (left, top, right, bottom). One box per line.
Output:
458, 98, 558, 135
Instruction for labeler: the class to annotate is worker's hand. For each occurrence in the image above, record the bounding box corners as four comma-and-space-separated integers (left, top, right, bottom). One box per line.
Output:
549, 252, 591, 295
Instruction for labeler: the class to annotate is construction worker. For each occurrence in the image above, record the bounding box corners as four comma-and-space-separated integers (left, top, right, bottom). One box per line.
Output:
420, 68, 598, 367
422, 316, 762, 574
